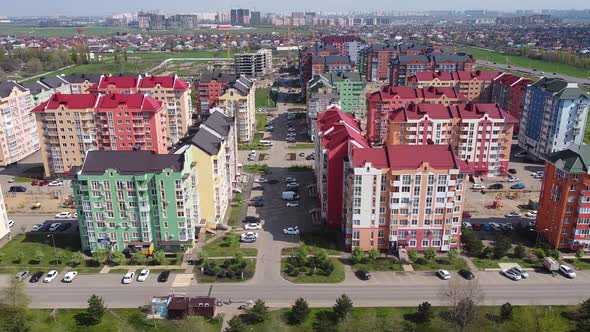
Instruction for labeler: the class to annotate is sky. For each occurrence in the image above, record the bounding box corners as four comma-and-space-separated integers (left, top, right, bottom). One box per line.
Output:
2, 0, 589, 17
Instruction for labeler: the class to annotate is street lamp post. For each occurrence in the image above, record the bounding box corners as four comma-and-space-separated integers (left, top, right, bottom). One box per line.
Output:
47, 234, 58, 267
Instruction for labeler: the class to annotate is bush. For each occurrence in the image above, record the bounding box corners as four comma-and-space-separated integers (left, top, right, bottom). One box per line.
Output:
480, 246, 494, 259
500, 302, 513, 321
423, 248, 436, 261
576, 249, 585, 260
351, 247, 365, 264
415, 257, 428, 265
408, 250, 419, 262
535, 248, 546, 259
513, 245, 527, 259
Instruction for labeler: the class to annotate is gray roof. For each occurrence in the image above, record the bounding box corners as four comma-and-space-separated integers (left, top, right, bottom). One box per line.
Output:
312, 55, 352, 65
321, 72, 364, 83
39, 76, 68, 89
189, 128, 222, 155
233, 76, 253, 96
430, 53, 473, 63
199, 72, 237, 84
204, 111, 232, 137
397, 55, 430, 63
546, 145, 590, 174
0, 81, 27, 98
22, 81, 50, 95
61, 74, 102, 84
531, 77, 589, 100
80, 150, 184, 175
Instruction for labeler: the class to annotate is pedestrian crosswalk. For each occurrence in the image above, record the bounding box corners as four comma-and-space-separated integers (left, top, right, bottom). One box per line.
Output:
171, 273, 194, 287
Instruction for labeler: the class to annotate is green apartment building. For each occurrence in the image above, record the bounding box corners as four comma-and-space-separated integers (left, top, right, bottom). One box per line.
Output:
307, 72, 366, 118
73, 150, 200, 254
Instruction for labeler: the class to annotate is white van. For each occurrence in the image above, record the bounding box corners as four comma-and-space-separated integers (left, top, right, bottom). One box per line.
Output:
259, 140, 273, 146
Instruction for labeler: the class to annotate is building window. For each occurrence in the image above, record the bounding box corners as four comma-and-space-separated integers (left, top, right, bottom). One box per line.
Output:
409, 240, 416, 247
422, 240, 429, 247
352, 231, 360, 240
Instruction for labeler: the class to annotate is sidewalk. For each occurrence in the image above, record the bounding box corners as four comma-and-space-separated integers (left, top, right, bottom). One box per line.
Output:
99, 263, 189, 274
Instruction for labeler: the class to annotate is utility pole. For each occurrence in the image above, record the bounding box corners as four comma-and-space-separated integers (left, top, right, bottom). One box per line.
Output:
47, 234, 58, 267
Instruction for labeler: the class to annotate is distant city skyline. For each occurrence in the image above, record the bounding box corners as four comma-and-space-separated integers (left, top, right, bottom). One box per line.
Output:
2, 0, 589, 17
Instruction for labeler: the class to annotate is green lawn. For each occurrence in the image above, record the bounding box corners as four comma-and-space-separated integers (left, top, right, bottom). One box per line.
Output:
282, 257, 345, 283
238, 133, 271, 151
194, 258, 256, 283
12, 176, 37, 183
565, 258, 590, 270
255, 113, 268, 131
0, 234, 101, 273
352, 257, 403, 272
227, 196, 244, 227
475, 64, 540, 81
411, 257, 468, 271
287, 165, 313, 172
295, 230, 343, 256
255, 87, 275, 108
201, 233, 257, 257
248, 305, 575, 332
108, 268, 133, 274
287, 143, 315, 150
472, 256, 543, 270
27, 308, 221, 332
242, 163, 270, 174
461, 46, 590, 79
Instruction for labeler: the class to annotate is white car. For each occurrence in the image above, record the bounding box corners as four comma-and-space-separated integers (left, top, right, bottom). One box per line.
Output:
525, 211, 537, 218
8, 219, 15, 228
286, 133, 296, 137
489, 222, 502, 230
43, 270, 58, 283
505, 212, 522, 217
49, 223, 61, 231
285, 177, 297, 183
241, 232, 259, 239
48, 181, 63, 186
436, 270, 451, 280
283, 226, 300, 235
502, 269, 522, 281
137, 269, 150, 282
287, 128, 296, 132
462, 222, 472, 229
255, 177, 268, 183
122, 271, 135, 284
244, 223, 262, 230
472, 183, 486, 190
507, 177, 520, 183
62, 271, 78, 282
55, 212, 72, 219
286, 201, 300, 207
510, 266, 529, 279
559, 265, 576, 278
515, 151, 526, 158
31, 224, 42, 231
232, 188, 243, 193
286, 182, 300, 189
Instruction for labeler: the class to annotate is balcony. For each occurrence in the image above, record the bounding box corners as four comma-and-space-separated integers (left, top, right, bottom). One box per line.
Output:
389, 235, 398, 241
139, 205, 150, 212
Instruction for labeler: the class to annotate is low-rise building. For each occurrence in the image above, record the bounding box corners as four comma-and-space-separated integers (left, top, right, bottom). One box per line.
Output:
0, 81, 39, 166
216, 76, 255, 142
537, 145, 590, 250
343, 144, 472, 251
73, 149, 199, 253
519, 78, 590, 159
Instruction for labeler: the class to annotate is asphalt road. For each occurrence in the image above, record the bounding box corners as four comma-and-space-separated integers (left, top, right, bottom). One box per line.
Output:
476, 60, 590, 85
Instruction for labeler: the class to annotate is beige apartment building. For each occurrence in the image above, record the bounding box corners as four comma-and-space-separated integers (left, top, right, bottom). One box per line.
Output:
0, 81, 40, 166
216, 76, 255, 142
0, 184, 10, 241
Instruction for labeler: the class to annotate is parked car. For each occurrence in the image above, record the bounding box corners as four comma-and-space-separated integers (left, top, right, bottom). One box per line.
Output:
285, 177, 297, 183
137, 269, 150, 282
286, 182, 300, 189
240, 235, 257, 243
243, 216, 261, 224
515, 151, 527, 158
472, 223, 481, 231
472, 183, 486, 190
15, 271, 30, 281
502, 269, 522, 281
8, 219, 15, 227
43, 270, 59, 283
157, 270, 171, 282
507, 177, 520, 183
59, 223, 72, 231
508, 168, 518, 174
248, 201, 264, 207
48, 181, 63, 186
559, 265, 576, 278
255, 177, 268, 183
29, 271, 43, 283
481, 223, 491, 232
436, 270, 451, 280
62, 271, 78, 282
244, 223, 262, 230
286, 201, 300, 207
31, 224, 43, 232
488, 183, 504, 190
49, 223, 62, 231
510, 266, 529, 279
356, 270, 371, 280
525, 211, 537, 218
241, 232, 259, 239
305, 154, 315, 160
251, 185, 264, 191
232, 188, 243, 193
283, 226, 300, 235
122, 271, 135, 284
462, 211, 472, 218
489, 222, 502, 230
55, 212, 72, 219
500, 223, 514, 231
462, 222, 472, 229
510, 183, 526, 190
458, 269, 475, 280
8, 186, 26, 192
505, 212, 522, 217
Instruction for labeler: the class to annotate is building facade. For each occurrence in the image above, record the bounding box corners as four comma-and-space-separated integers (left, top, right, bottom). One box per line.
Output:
387, 103, 516, 177
195, 73, 236, 115
0, 185, 10, 240
407, 71, 500, 101
216, 76, 255, 142
0, 81, 40, 166
74, 150, 199, 253
537, 145, 590, 251
490, 73, 534, 134
234, 49, 272, 78
519, 78, 590, 159
343, 144, 471, 251
389, 54, 475, 87
307, 72, 366, 118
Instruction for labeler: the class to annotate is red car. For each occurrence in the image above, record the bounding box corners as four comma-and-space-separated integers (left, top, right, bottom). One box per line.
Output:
31, 180, 39, 186
39, 180, 49, 186
472, 224, 481, 231
462, 211, 472, 218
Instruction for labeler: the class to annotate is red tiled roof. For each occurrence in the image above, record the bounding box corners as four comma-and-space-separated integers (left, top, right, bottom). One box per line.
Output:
493, 73, 521, 85
386, 144, 472, 172
351, 147, 388, 168
96, 94, 163, 111
139, 75, 190, 90
31, 93, 99, 112
389, 103, 516, 122
453, 103, 517, 122
421, 86, 467, 100
368, 86, 421, 101
412, 71, 455, 82
97, 76, 139, 89
317, 105, 360, 133
455, 70, 500, 81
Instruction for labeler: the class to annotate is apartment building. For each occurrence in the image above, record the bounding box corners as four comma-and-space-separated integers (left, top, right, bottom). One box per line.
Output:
389, 54, 475, 86
407, 71, 500, 101
366, 86, 467, 143
307, 72, 366, 118
23, 74, 102, 106
320, 35, 365, 63
342, 144, 472, 251
73, 150, 199, 253
33, 93, 167, 178
311, 56, 353, 77
0, 81, 39, 166
0, 185, 10, 241
387, 103, 516, 177
234, 49, 273, 78
175, 111, 237, 227
306, 85, 340, 141
195, 73, 237, 114
491, 73, 534, 134
216, 76, 256, 142
299, 45, 340, 89
315, 106, 369, 229
360, 44, 436, 82
519, 78, 590, 159
537, 145, 590, 250
88, 75, 192, 144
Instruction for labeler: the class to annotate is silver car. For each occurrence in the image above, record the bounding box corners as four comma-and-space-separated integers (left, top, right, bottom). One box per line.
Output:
502, 269, 521, 281
510, 266, 529, 279
15, 271, 30, 281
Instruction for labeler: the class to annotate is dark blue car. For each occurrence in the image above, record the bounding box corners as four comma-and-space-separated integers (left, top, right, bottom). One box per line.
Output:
510, 183, 526, 190
481, 223, 492, 232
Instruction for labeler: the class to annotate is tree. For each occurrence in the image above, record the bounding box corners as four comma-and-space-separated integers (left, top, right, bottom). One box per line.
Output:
366, 249, 380, 261
70, 252, 84, 266
85, 294, 106, 325
25, 57, 42, 74
448, 298, 477, 332
447, 249, 459, 263
288, 297, 310, 325
333, 294, 353, 322
407, 250, 418, 262
535, 248, 546, 259
33, 249, 44, 263
247, 299, 269, 323
54, 251, 64, 265
417, 301, 433, 323
493, 235, 512, 259
423, 248, 436, 261
198, 251, 209, 264
0, 278, 31, 331
132, 252, 147, 265
549, 249, 560, 260
108, 251, 124, 266
351, 247, 364, 264
439, 278, 484, 332
94, 249, 107, 264
152, 250, 166, 265
312, 311, 339, 332
15, 251, 25, 263
500, 302, 513, 321
576, 249, 585, 260
224, 316, 246, 332
513, 244, 527, 259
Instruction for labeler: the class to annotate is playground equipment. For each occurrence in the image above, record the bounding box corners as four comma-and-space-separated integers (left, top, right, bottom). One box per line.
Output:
486, 195, 503, 209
